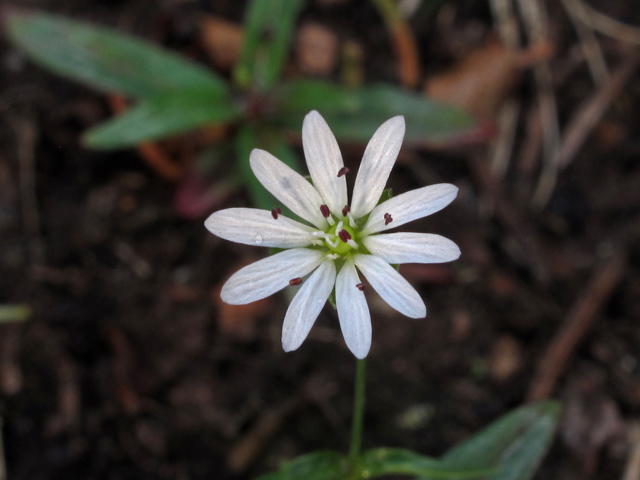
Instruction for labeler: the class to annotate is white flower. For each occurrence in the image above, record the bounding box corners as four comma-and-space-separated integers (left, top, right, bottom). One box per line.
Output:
205, 111, 460, 359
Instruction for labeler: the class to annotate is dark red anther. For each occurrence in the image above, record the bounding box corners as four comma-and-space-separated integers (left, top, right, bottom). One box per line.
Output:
342, 205, 350, 216
320, 204, 331, 218
289, 277, 302, 286
356, 283, 365, 291
338, 229, 352, 242
271, 207, 281, 219
337, 167, 350, 177
384, 213, 393, 225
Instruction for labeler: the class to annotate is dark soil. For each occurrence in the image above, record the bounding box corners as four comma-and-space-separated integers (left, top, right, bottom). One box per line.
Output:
1, 1, 640, 479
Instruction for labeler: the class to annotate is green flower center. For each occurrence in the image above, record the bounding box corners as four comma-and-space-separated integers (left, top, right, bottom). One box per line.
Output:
326, 223, 357, 255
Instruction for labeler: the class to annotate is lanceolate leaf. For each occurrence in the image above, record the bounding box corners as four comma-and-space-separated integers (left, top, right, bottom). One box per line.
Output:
254, 451, 347, 480
357, 448, 495, 479
270, 80, 476, 146
419, 401, 561, 480
234, 0, 306, 91
4, 8, 228, 99
83, 91, 242, 148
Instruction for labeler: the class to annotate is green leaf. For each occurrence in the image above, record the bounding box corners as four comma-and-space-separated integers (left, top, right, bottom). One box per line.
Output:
4, 8, 228, 99
419, 401, 561, 480
234, 0, 306, 91
270, 80, 476, 146
255, 451, 347, 480
357, 448, 495, 479
0, 305, 31, 323
235, 124, 302, 211
83, 91, 241, 148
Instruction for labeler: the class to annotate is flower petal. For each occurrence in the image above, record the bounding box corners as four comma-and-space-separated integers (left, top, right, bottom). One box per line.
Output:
221, 248, 325, 305
353, 254, 426, 319
362, 233, 460, 264
205, 208, 315, 248
302, 111, 348, 216
362, 183, 458, 235
336, 259, 372, 359
281, 259, 336, 352
250, 149, 328, 229
350, 116, 405, 219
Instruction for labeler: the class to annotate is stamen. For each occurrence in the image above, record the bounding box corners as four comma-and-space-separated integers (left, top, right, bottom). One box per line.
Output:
347, 239, 359, 249
327, 216, 335, 226
271, 207, 281, 219
384, 213, 393, 225
338, 229, 352, 242
326, 253, 339, 260
347, 212, 357, 228
320, 204, 331, 218
342, 205, 350, 217
337, 167, 350, 177
289, 277, 302, 286
324, 235, 339, 249
356, 283, 366, 291
335, 220, 344, 234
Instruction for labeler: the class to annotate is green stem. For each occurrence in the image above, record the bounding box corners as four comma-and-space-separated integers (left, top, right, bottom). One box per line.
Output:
349, 358, 367, 463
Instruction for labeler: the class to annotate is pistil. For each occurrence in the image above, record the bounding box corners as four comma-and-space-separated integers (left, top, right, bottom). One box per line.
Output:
338, 229, 351, 242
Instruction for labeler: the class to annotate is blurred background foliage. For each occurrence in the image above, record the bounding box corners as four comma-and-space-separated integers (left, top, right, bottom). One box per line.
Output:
5, 1, 474, 214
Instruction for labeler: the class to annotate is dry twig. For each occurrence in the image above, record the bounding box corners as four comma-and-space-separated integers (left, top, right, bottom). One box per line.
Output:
531, 52, 639, 206
572, 1, 640, 46
465, 152, 550, 281
490, 99, 521, 177
515, 0, 561, 208
372, 0, 421, 88
527, 248, 627, 402
490, 0, 520, 48
489, 0, 521, 177
554, 52, 640, 171
227, 396, 304, 473
560, 0, 609, 85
